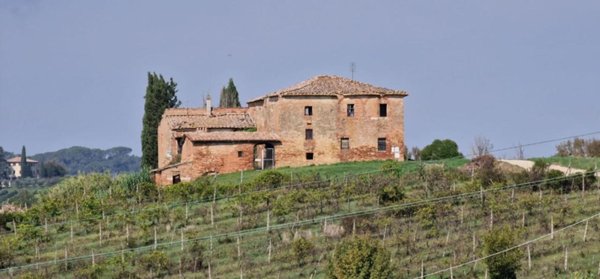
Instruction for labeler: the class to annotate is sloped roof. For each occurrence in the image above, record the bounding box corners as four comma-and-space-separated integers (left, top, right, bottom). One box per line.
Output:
7, 157, 38, 163
162, 108, 255, 129
248, 75, 408, 103
184, 131, 280, 142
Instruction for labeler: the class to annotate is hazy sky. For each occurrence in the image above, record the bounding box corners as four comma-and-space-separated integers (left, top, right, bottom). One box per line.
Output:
1, 1, 599, 157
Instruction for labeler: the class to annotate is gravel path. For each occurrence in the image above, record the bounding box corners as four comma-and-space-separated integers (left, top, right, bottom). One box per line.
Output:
500, 159, 598, 176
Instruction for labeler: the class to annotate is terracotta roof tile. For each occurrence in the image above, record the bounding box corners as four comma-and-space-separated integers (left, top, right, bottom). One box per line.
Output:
7, 157, 38, 163
248, 75, 407, 103
184, 131, 280, 142
163, 109, 255, 129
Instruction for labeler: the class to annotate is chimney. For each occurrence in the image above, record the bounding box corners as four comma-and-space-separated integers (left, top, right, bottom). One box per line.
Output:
205, 94, 212, 116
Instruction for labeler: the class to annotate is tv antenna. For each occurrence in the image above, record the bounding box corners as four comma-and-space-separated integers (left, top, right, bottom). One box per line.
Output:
350, 62, 356, 80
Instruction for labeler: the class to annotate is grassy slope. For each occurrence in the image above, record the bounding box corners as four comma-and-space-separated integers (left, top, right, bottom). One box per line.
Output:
4, 158, 600, 278
532, 156, 600, 170
214, 158, 469, 185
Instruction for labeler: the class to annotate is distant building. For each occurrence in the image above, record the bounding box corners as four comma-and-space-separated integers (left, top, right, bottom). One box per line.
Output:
7, 156, 39, 178
153, 75, 408, 185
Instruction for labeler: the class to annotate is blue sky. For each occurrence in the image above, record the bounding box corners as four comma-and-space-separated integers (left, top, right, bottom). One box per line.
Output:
1, 1, 599, 157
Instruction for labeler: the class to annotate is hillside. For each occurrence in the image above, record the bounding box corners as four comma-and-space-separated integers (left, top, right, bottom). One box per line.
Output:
31, 146, 141, 175
0, 157, 599, 278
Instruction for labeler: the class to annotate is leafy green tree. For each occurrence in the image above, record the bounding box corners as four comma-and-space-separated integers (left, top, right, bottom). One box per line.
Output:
40, 161, 67, 177
0, 147, 10, 179
483, 226, 523, 279
218, 78, 241, 108
20, 146, 33, 178
420, 139, 463, 160
292, 236, 314, 267
141, 72, 180, 169
328, 236, 392, 279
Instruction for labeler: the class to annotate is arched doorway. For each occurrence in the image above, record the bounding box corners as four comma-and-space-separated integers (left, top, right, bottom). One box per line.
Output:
254, 143, 275, 170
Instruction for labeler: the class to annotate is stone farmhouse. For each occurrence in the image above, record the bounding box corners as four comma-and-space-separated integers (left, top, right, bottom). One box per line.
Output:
153, 75, 408, 185
7, 156, 39, 179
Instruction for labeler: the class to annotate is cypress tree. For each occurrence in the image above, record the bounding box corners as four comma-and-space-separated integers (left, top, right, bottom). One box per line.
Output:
0, 147, 10, 179
141, 72, 180, 169
20, 145, 33, 178
219, 78, 241, 108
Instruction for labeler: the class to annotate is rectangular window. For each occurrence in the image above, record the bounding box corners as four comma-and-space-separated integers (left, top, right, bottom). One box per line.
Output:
176, 137, 185, 154
341, 138, 350, 149
305, 129, 313, 140
379, 104, 387, 117
378, 138, 387, 151
238, 151, 243, 157
306, 152, 314, 160
304, 106, 313, 116
172, 175, 181, 184
347, 104, 355, 117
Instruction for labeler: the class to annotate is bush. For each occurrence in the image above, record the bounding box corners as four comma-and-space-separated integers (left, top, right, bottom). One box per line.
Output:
378, 184, 404, 205
483, 226, 522, 279
420, 139, 463, 160
471, 155, 504, 187
252, 170, 286, 189
327, 236, 392, 279
292, 236, 314, 266
380, 160, 402, 177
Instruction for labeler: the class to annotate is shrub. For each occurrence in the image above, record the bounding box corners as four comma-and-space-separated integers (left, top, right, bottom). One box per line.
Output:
380, 160, 402, 177
378, 184, 404, 205
327, 236, 392, 279
292, 236, 314, 266
420, 139, 463, 160
483, 226, 522, 279
252, 170, 286, 189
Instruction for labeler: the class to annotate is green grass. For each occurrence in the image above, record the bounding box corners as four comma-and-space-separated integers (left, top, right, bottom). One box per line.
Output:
213, 158, 469, 185
531, 156, 600, 170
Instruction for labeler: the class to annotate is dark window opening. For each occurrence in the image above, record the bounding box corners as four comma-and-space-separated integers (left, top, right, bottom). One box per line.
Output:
378, 138, 387, 151
341, 138, 350, 149
306, 153, 314, 160
176, 137, 185, 154
304, 106, 313, 116
238, 151, 243, 157
347, 104, 355, 117
172, 175, 181, 184
305, 129, 313, 140
379, 104, 387, 117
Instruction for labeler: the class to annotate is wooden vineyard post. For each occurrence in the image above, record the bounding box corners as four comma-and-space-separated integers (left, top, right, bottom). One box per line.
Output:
64, 247, 68, 271
92, 250, 95, 267
420, 260, 424, 279
180, 230, 184, 251
527, 244, 531, 270
45, 218, 48, 235
185, 203, 189, 223
352, 218, 356, 235
99, 223, 102, 245
472, 233, 477, 258
489, 208, 494, 230
12, 220, 16, 235
511, 188, 515, 204
237, 235, 242, 259
522, 211, 526, 227
154, 226, 158, 250
126, 224, 130, 244
584, 220, 589, 242
75, 200, 79, 219
460, 206, 464, 225
211, 186, 216, 227
208, 235, 213, 279
70, 224, 74, 242
268, 238, 272, 264
564, 246, 568, 272
551, 215, 554, 240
